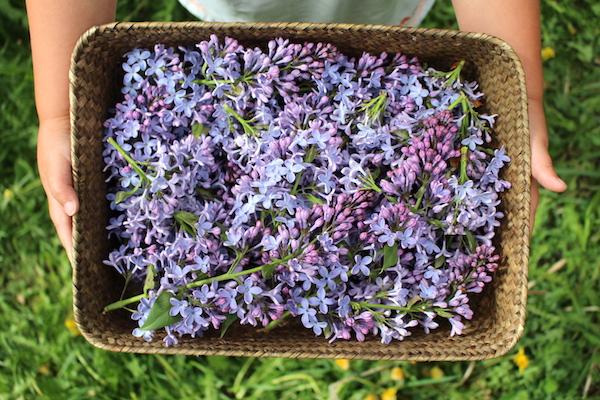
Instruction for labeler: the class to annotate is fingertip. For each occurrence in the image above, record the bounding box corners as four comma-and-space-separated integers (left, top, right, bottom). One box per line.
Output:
554, 179, 568, 193
549, 174, 568, 192
537, 174, 568, 193
64, 201, 78, 217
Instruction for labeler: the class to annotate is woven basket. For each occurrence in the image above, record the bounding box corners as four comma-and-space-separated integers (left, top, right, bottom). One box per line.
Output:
70, 22, 530, 361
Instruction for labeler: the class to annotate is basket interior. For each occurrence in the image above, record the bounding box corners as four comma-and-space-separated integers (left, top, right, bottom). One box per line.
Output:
71, 21, 530, 360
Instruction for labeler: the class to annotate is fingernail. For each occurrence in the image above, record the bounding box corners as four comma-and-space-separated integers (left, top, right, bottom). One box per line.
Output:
64, 201, 77, 216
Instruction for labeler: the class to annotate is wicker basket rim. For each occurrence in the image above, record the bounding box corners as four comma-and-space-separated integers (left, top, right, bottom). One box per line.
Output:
69, 21, 530, 361
72, 21, 525, 71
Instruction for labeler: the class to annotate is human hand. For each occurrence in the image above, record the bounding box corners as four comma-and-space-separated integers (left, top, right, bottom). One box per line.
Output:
528, 97, 567, 228
37, 116, 78, 260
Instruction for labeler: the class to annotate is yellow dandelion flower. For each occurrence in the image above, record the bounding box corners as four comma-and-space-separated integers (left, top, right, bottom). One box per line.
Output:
38, 364, 51, 375
364, 393, 379, 400
65, 316, 81, 337
429, 366, 445, 379
381, 388, 397, 400
541, 47, 556, 61
335, 358, 351, 371
514, 347, 529, 372
3, 189, 13, 201
390, 366, 405, 381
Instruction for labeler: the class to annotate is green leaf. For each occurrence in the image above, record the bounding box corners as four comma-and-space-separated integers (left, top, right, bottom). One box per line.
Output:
219, 313, 239, 338
382, 243, 399, 270
544, 379, 559, 394
115, 190, 132, 204
304, 193, 324, 206
436, 309, 454, 318
304, 145, 317, 163
262, 262, 277, 280
195, 187, 217, 200
115, 181, 142, 204
434, 256, 447, 269
173, 211, 199, 236
465, 230, 478, 252
428, 219, 446, 228
407, 295, 423, 308
140, 292, 180, 331
385, 195, 399, 204
143, 264, 156, 294
191, 122, 209, 139
372, 167, 381, 180
174, 211, 200, 226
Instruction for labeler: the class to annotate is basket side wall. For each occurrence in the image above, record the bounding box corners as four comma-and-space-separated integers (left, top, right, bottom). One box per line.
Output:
71, 22, 530, 360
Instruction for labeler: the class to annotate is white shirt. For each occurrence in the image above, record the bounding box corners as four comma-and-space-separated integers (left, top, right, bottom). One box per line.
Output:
178, 0, 435, 27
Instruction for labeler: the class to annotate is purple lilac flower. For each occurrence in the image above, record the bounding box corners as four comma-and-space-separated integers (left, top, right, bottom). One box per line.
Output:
103, 36, 510, 345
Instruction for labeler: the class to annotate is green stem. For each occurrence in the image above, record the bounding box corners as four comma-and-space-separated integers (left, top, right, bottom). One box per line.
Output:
412, 174, 429, 211
460, 146, 469, 183
194, 78, 235, 86
353, 301, 416, 313
227, 247, 249, 274
189, 265, 266, 289
104, 229, 323, 313
359, 171, 382, 193
291, 146, 316, 195
222, 104, 256, 136
104, 293, 146, 313
107, 137, 150, 183
360, 91, 388, 122
444, 60, 465, 84
447, 93, 466, 111
104, 262, 267, 313
104, 263, 265, 313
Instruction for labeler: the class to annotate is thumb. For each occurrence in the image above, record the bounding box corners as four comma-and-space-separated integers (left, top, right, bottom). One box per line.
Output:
38, 155, 80, 219
37, 119, 79, 258
38, 141, 79, 259
42, 160, 79, 217
37, 120, 80, 216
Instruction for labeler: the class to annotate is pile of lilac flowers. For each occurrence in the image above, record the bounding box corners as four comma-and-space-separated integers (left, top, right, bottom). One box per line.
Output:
102, 35, 511, 346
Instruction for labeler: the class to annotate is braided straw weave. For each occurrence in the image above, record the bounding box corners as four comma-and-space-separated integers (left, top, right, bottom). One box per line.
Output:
70, 22, 530, 361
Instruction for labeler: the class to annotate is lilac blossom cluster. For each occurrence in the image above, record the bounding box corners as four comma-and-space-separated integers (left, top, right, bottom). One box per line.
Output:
102, 35, 511, 346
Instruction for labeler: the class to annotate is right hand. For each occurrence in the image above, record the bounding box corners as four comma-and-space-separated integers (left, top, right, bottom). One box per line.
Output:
37, 116, 78, 260
527, 97, 567, 230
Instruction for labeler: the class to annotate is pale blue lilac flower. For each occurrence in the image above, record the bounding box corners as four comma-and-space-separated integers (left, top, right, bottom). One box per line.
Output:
351, 255, 373, 276
237, 277, 262, 304
461, 134, 483, 150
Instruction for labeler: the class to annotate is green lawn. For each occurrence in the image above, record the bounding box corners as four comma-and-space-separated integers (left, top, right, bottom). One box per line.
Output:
1, 0, 599, 399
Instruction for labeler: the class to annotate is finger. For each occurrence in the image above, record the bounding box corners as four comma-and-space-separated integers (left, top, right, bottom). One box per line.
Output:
48, 195, 73, 261
530, 136, 567, 193
531, 121, 567, 192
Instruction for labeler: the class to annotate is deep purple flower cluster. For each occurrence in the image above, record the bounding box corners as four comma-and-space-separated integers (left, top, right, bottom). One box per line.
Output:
102, 35, 510, 346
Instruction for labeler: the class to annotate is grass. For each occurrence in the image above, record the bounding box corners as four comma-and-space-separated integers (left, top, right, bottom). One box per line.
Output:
0, 0, 599, 399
